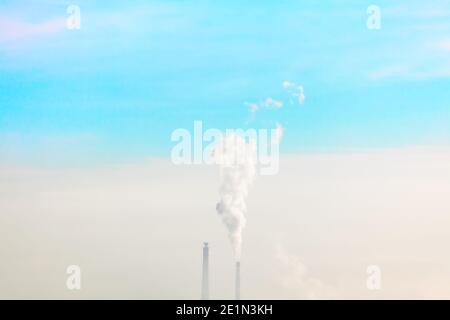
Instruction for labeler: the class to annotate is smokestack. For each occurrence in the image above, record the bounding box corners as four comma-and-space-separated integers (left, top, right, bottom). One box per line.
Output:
201, 242, 209, 300
235, 261, 240, 300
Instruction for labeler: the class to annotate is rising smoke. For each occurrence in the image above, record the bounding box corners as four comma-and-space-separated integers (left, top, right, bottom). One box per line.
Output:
215, 133, 257, 261
214, 127, 283, 261
214, 80, 297, 261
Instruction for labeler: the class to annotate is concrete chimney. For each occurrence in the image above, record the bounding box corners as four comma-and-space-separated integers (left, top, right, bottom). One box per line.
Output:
235, 261, 240, 300
201, 242, 209, 300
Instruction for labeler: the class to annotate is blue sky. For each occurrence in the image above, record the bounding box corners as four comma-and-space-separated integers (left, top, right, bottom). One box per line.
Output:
1, 0, 450, 165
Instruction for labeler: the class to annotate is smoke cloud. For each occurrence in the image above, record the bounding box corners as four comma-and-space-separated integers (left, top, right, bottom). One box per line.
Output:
214, 133, 257, 261
282, 81, 305, 104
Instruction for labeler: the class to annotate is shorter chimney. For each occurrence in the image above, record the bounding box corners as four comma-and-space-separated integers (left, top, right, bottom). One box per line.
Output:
201, 242, 209, 300
235, 261, 240, 300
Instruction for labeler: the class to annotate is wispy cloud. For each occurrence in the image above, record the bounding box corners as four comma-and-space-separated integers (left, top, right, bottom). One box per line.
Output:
385, 5, 450, 18
434, 39, 450, 52
0, 16, 66, 43
367, 36, 450, 81
368, 63, 450, 81
275, 245, 338, 299
367, 65, 409, 80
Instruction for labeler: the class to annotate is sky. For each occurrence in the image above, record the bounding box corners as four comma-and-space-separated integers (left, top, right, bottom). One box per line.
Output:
1, 0, 449, 165
1, 1, 450, 299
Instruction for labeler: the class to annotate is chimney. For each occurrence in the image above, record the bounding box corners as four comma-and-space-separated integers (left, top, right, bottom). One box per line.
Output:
235, 261, 240, 300
201, 242, 209, 300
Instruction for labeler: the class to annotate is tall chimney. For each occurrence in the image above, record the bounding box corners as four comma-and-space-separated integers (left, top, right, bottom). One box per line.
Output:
201, 242, 209, 300
235, 261, 240, 300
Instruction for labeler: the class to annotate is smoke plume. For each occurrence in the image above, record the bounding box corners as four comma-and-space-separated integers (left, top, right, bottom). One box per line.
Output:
215, 133, 257, 261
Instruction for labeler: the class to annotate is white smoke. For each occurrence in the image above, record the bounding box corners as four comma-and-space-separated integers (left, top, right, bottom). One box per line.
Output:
216, 82, 293, 261
282, 81, 305, 104
214, 133, 257, 261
